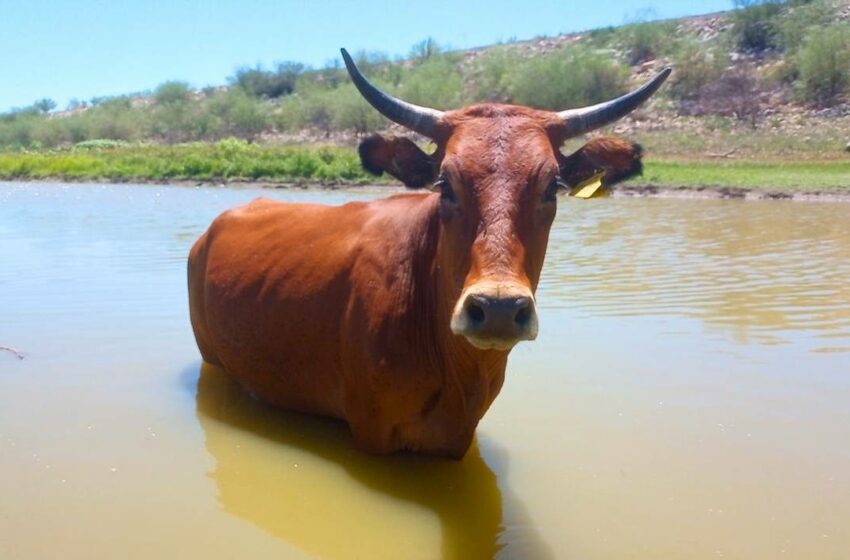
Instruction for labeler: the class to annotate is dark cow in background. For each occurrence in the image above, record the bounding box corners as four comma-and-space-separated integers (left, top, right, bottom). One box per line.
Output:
188, 48, 670, 458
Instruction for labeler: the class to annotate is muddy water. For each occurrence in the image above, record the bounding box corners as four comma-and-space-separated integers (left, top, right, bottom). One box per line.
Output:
1, 182, 849, 560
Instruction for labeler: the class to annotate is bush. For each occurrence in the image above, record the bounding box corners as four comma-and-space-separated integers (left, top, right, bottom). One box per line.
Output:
63, 118, 92, 144
729, 0, 784, 53
586, 26, 618, 48
0, 114, 37, 149
231, 62, 305, 98
72, 139, 132, 151
214, 136, 251, 155
668, 41, 726, 100
31, 119, 66, 147
154, 81, 192, 105
466, 47, 521, 103
66, 99, 146, 144
776, 0, 838, 53
507, 46, 628, 110
150, 101, 200, 143
409, 37, 442, 61
794, 26, 850, 106
621, 21, 677, 65
328, 84, 385, 133
275, 88, 334, 134
679, 64, 766, 126
33, 98, 57, 113
207, 89, 270, 139
274, 83, 385, 134
399, 55, 464, 109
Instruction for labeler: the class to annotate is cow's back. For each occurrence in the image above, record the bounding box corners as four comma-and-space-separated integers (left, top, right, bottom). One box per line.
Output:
187, 194, 439, 424
188, 197, 372, 418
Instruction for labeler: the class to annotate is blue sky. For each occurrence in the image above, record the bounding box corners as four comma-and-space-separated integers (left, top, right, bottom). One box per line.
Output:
0, 0, 731, 112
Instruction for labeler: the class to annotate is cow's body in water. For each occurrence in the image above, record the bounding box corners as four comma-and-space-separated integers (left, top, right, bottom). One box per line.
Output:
188, 49, 670, 458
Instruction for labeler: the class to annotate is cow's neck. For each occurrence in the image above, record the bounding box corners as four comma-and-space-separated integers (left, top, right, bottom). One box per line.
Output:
414, 197, 509, 422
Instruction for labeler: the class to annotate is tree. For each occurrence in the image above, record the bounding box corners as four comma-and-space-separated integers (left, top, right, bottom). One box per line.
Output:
33, 98, 56, 113
230, 61, 304, 98
154, 81, 192, 105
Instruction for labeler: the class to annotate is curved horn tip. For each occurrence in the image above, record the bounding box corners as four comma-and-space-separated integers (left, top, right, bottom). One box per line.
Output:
338, 46, 444, 138
340, 48, 352, 63
557, 65, 673, 137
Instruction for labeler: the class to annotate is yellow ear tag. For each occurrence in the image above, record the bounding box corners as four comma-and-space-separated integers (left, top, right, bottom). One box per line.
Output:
569, 171, 607, 199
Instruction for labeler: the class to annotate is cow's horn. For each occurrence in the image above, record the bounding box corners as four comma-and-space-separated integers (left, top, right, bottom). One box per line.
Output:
341, 48, 444, 138
557, 67, 672, 136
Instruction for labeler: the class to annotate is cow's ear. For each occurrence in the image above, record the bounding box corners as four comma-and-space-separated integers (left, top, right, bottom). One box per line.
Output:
559, 136, 643, 188
358, 135, 436, 188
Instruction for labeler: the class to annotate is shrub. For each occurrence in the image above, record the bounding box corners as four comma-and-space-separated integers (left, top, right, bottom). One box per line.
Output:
586, 26, 618, 48
621, 21, 677, 65
63, 118, 93, 144
72, 139, 131, 151
33, 98, 57, 113
154, 81, 192, 105
0, 114, 37, 149
466, 47, 521, 103
399, 55, 464, 109
679, 64, 766, 126
668, 41, 726, 100
794, 26, 850, 106
276, 88, 334, 134
231, 62, 305, 98
150, 101, 198, 143
207, 89, 270, 140
729, 0, 784, 53
507, 46, 628, 110
776, 0, 838, 53
215, 136, 251, 155
328, 84, 385, 133
31, 119, 66, 147
312, 62, 347, 90
81, 102, 147, 142
409, 37, 442, 62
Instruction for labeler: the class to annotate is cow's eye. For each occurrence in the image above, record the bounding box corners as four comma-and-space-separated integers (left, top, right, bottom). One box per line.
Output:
435, 178, 457, 204
543, 177, 564, 203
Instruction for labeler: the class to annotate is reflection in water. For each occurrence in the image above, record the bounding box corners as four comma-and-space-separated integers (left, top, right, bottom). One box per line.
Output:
545, 199, 850, 348
195, 363, 551, 560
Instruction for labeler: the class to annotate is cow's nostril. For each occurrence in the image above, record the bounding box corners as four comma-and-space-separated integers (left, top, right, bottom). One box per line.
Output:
515, 300, 532, 326
466, 300, 486, 324
452, 290, 538, 347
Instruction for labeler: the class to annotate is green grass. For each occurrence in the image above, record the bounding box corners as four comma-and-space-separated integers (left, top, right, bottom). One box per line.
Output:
630, 119, 850, 162
638, 159, 850, 190
0, 140, 374, 184
0, 141, 848, 192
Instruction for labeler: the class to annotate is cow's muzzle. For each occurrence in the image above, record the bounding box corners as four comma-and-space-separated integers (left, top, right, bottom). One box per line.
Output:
450, 283, 538, 350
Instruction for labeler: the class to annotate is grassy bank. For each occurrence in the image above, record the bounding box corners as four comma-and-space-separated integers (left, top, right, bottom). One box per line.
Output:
0, 141, 848, 191
639, 159, 850, 190
0, 140, 371, 184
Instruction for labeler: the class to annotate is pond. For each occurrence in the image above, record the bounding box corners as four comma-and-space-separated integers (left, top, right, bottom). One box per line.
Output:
1, 182, 849, 559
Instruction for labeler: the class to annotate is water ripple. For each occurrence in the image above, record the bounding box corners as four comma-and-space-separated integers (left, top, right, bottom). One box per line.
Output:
540, 198, 850, 349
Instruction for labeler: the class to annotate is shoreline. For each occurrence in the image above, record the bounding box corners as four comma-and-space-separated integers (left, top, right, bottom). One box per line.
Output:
612, 183, 850, 202
3, 177, 850, 202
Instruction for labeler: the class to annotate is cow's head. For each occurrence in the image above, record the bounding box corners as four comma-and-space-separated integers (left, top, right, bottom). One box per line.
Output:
342, 49, 670, 351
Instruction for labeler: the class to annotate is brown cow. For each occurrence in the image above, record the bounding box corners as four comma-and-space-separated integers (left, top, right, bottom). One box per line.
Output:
188, 49, 670, 458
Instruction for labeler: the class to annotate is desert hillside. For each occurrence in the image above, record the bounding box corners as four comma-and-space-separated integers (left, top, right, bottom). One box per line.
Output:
1, 0, 849, 163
